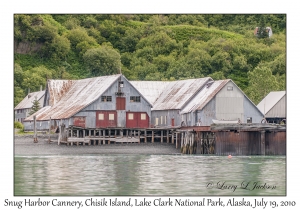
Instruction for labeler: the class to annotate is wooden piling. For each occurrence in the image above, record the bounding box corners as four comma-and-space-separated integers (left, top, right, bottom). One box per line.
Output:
167, 130, 169, 143
33, 115, 38, 143
138, 130, 140, 144
152, 131, 154, 143
260, 131, 266, 155
48, 117, 51, 143
58, 120, 62, 145
171, 132, 174, 144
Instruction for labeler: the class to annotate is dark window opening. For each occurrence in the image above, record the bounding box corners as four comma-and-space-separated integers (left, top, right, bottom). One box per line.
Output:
101, 96, 112, 102
119, 81, 124, 88
130, 96, 141, 102
247, 117, 252, 123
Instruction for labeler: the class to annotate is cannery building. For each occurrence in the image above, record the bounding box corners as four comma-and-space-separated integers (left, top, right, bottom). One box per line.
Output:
23, 74, 152, 131
257, 91, 286, 124
180, 79, 264, 126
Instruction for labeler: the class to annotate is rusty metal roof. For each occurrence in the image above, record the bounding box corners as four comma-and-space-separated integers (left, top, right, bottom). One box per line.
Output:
257, 91, 286, 115
181, 80, 230, 113
152, 77, 212, 110
181, 79, 263, 115
14, 90, 45, 110
130, 81, 171, 105
48, 79, 74, 106
24, 106, 52, 121
24, 74, 121, 121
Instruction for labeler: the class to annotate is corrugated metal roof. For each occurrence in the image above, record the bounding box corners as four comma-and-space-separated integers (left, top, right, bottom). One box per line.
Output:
181, 80, 229, 114
181, 79, 264, 116
152, 77, 212, 110
24, 106, 52, 121
130, 81, 171, 105
48, 79, 74, 106
257, 91, 286, 115
14, 90, 45, 110
24, 74, 121, 121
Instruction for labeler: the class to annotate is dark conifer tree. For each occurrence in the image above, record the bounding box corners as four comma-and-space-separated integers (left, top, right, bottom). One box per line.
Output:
257, 16, 269, 38
29, 96, 41, 116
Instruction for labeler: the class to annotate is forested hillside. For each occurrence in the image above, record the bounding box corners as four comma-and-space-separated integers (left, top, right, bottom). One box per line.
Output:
14, 14, 286, 106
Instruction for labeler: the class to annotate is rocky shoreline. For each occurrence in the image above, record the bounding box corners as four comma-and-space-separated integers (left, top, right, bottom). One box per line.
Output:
14, 133, 181, 156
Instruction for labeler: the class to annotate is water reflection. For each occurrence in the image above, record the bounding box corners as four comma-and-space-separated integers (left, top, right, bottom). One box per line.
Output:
14, 155, 286, 196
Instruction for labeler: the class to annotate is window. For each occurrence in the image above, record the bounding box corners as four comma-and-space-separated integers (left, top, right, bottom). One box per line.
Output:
247, 117, 252, 123
141, 113, 146, 120
119, 81, 124, 88
130, 96, 141, 102
109, 114, 114, 120
101, 96, 112, 102
98, 113, 104, 120
227, 86, 233, 91
155, 118, 159, 126
128, 113, 134, 120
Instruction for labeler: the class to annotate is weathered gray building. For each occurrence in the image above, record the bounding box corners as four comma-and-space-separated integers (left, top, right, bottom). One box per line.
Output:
21, 75, 267, 131
14, 90, 45, 123
23, 74, 152, 131
132, 78, 213, 127
180, 79, 264, 126
257, 91, 286, 124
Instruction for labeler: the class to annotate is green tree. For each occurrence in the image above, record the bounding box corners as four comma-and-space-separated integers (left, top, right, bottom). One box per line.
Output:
28, 96, 41, 116
48, 35, 71, 60
14, 86, 25, 107
66, 28, 97, 49
22, 66, 54, 92
208, 71, 226, 80
83, 46, 121, 76
136, 31, 179, 56
246, 66, 279, 104
14, 63, 24, 85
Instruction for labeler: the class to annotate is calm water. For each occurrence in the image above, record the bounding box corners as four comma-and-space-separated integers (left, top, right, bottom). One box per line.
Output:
14, 155, 286, 196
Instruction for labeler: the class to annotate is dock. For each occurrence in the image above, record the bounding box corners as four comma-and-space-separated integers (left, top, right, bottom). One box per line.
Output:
54, 123, 286, 156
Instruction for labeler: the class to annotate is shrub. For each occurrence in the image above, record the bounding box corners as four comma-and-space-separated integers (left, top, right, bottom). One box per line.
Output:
14, 121, 24, 129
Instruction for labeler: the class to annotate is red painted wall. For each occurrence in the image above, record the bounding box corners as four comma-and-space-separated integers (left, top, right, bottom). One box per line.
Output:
126, 112, 149, 128
96, 111, 117, 128
73, 116, 86, 128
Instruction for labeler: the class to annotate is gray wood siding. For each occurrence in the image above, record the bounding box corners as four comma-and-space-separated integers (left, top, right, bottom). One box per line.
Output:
23, 119, 69, 131
16, 96, 45, 122
77, 75, 151, 128
73, 111, 96, 128
151, 110, 181, 127
197, 98, 216, 126
215, 81, 244, 121
266, 95, 286, 118
243, 96, 264, 123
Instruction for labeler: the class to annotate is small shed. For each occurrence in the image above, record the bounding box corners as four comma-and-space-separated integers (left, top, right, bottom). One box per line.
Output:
14, 90, 45, 123
257, 91, 286, 124
254, 26, 273, 37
